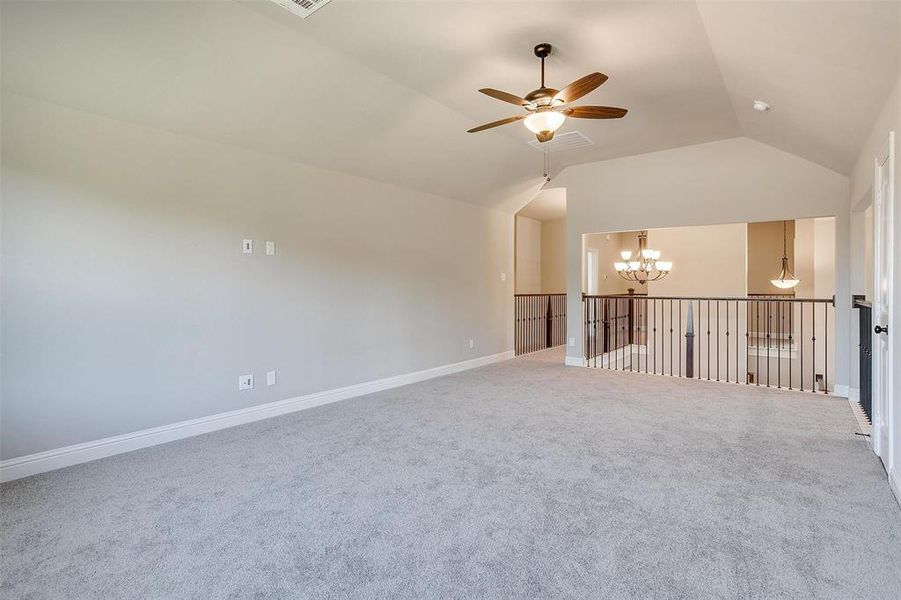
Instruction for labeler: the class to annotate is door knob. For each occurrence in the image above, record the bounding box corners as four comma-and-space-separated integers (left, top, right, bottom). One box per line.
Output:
875, 325, 888, 334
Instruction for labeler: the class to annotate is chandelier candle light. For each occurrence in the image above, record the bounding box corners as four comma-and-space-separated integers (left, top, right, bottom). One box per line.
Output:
770, 220, 800, 290
614, 231, 672, 284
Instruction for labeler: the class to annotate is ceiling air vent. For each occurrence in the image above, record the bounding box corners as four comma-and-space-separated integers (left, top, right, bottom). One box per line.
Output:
270, 0, 332, 19
527, 131, 594, 152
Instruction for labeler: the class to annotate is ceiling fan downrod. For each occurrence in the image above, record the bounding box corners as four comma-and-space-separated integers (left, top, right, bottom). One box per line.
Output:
535, 43, 552, 88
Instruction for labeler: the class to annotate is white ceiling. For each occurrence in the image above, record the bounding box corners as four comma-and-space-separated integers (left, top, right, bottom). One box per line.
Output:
2, 1, 898, 210
517, 188, 566, 222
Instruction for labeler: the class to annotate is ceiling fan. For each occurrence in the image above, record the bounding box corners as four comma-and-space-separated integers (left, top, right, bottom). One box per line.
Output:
467, 43, 627, 143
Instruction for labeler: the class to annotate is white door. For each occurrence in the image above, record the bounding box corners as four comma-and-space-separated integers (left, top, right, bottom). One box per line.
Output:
872, 130, 894, 472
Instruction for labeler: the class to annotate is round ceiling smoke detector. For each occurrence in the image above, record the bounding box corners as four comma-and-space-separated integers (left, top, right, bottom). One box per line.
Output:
753, 100, 770, 112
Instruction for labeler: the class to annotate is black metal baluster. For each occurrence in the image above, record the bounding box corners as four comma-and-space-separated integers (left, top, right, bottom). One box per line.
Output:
706, 300, 711, 381
811, 301, 816, 392
606, 298, 612, 369
679, 300, 683, 377
630, 299, 634, 372
756, 301, 760, 385
653, 299, 657, 375
745, 300, 749, 384
669, 300, 673, 376
697, 300, 702, 379
634, 299, 639, 373
789, 301, 793, 390
644, 298, 648, 374
716, 300, 720, 382
525, 296, 529, 354
612, 298, 617, 369
800, 302, 804, 392
726, 301, 730, 383
624, 299, 628, 369
591, 296, 596, 366
527, 296, 531, 354
824, 301, 829, 394
766, 301, 770, 387
776, 301, 782, 388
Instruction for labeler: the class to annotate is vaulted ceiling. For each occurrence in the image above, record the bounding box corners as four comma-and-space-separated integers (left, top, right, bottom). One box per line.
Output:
2, 1, 898, 210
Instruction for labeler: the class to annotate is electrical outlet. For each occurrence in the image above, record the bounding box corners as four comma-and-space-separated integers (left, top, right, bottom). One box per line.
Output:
569, 337, 576, 347
266, 241, 275, 256
469, 339, 474, 349
238, 374, 254, 390
266, 370, 277, 386
500, 272, 506, 282
243, 239, 253, 254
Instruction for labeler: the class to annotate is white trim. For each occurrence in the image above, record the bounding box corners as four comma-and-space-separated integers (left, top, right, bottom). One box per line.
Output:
847, 387, 860, 402
0, 350, 515, 483
564, 355, 585, 367
890, 467, 901, 508
834, 384, 850, 399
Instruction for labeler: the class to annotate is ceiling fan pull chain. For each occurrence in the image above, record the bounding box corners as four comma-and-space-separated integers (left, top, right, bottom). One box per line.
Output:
543, 142, 551, 181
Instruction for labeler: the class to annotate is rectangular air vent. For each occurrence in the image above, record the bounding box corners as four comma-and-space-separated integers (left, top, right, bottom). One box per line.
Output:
270, 0, 331, 19
527, 131, 594, 152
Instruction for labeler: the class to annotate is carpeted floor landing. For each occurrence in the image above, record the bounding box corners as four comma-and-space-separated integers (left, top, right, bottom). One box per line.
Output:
2, 348, 900, 599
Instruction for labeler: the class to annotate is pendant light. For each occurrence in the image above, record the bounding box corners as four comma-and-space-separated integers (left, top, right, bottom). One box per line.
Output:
770, 220, 800, 290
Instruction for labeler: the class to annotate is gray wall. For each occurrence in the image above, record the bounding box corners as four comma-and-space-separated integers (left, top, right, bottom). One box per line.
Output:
1, 94, 514, 458
554, 137, 851, 388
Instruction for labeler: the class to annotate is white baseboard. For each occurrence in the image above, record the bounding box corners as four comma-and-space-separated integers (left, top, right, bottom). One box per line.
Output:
834, 384, 850, 399
846, 387, 860, 402
0, 350, 515, 483
564, 355, 584, 367
890, 467, 901, 508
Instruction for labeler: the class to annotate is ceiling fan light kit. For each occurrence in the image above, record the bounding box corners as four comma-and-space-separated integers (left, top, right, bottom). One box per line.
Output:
467, 43, 628, 144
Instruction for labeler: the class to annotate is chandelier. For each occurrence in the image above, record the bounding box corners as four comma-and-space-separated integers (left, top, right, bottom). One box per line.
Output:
613, 231, 672, 285
770, 220, 800, 289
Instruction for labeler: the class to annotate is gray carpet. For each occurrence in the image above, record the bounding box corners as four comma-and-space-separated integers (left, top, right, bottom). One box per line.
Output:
2, 348, 900, 599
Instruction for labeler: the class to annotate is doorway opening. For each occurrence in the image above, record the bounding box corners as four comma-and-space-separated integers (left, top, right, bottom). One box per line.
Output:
578, 219, 837, 393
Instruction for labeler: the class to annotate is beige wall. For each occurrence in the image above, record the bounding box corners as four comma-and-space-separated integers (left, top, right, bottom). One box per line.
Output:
647, 223, 747, 297
583, 232, 635, 295
795, 217, 836, 299
747, 221, 795, 295
515, 215, 541, 293
540, 218, 566, 293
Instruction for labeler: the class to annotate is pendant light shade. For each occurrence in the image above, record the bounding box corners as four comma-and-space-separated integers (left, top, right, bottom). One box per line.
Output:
770, 221, 800, 290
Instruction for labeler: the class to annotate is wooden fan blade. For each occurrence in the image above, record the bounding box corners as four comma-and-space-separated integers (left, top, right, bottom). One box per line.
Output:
563, 105, 627, 119
554, 73, 608, 104
479, 88, 532, 107
467, 115, 525, 133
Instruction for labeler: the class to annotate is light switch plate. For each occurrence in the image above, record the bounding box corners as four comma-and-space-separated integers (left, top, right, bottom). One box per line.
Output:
266, 241, 275, 256
266, 370, 277, 386
500, 272, 506, 282
238, 374, 254, 390
243, 239, 253, 254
